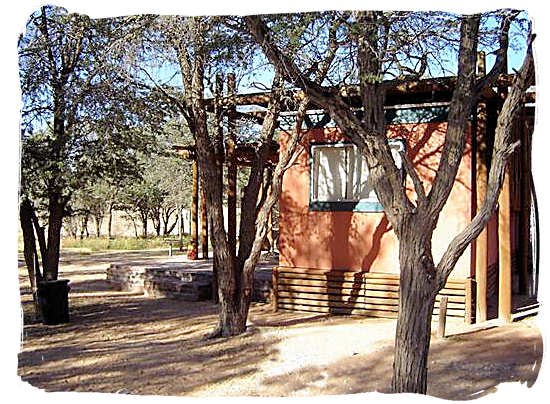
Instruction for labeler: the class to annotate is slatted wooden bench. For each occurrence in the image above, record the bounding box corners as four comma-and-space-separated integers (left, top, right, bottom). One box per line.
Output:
273, 266, 474, 323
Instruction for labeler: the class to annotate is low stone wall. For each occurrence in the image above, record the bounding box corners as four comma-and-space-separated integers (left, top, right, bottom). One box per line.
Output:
144, 268, 212, 300
106, 264, 147, 292
107, 263, 273, 303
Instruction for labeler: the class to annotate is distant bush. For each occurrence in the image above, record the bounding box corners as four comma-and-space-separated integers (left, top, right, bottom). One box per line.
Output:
61, 236, 190, 252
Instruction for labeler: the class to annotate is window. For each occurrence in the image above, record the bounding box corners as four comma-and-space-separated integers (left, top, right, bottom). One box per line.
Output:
310, 140, 404, 212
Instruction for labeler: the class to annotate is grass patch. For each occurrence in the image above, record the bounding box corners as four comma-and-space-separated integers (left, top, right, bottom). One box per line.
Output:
61, 236, 190, 252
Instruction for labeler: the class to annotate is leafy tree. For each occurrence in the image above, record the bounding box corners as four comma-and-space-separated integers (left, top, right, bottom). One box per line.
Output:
122, 15, 326, 336
18, 6, 157, 283
245, 9, 534, 394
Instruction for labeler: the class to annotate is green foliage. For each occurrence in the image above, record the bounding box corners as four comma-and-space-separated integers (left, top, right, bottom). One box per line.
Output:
18, 6, 163, 254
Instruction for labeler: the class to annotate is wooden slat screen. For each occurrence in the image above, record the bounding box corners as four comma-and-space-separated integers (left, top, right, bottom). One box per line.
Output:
274, 266, 471, 323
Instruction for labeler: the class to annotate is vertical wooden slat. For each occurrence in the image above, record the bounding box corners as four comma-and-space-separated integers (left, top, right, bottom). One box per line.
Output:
187, 160, 199, 260
498, 170, 512, 323
272, 267, 279, 312
226, 73, 237, 256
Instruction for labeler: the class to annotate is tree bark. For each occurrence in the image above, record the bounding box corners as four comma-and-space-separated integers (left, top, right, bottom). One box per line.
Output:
245, 11, 533, 395
19, 199, 43, 314
45, 196, 64, 280
391, 219, 437, 394
94, 214, 102, 238
107, 202, 114, 238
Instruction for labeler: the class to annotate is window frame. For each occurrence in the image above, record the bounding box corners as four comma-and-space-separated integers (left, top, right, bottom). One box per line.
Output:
309, 139, 405, 212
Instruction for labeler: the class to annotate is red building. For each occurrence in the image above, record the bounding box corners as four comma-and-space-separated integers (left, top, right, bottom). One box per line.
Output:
274, 79, 536, 324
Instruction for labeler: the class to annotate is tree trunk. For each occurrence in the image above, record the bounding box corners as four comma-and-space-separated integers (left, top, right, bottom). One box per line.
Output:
215, 259, 254, 336
19, 199, 42, 314
151, 209, 161, 237
140, 210, 148, 238
94, 214, 102, 238
80, 214, 89, 240
391, 224, 437, 394
107, 202, 114, 238
131, 217, 138, 238
45, 197, 64, 280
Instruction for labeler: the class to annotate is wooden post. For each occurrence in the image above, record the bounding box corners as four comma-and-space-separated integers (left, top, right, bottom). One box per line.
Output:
498, 170, 512, 323
475, 102, 488, 323
519, 108, 531, 295
226, 73, 237, 256
211, 73, 224, 304
187, 160, 199, 260
272, 266, 279, 312
464, 278, 475, 325
200, 176, 208, 259
497, 62, 512, 324
437, 296, 449, 338
474, 52, 488, 323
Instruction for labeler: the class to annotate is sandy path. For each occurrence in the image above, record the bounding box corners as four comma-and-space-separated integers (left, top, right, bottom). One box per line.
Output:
17, 250, 543, 399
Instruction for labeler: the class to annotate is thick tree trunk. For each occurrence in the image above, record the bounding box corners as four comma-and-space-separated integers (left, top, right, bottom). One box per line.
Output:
391, 221, 437, 394
45, 197, 64, 280
216, 271, 251, 336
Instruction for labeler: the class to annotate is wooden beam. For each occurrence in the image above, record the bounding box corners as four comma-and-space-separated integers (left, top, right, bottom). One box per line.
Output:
519, 108, 531, 294
187, 160, 199, 260
174, 144, 279, 166
202, 73, 530, 112
226, 73, 237, 256
475, 99, 489, 323
497, 65, 512, 324
211, 73, 224, 304
498, 169, 512, 323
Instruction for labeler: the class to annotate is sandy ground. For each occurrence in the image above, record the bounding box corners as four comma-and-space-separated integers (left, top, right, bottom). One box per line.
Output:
17, 250, 543, 399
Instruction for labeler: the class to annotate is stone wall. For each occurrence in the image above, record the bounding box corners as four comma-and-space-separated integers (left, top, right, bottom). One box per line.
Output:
107, 263, 272, 303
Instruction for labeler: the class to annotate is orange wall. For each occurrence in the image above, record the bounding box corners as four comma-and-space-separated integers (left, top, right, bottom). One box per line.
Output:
278, 124, 473, 279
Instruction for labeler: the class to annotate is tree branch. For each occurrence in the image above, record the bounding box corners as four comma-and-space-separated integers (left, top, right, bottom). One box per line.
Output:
475, 10, 520, 96
435, 32, 534, 289
399, 150, 427, 207
425, 15, 480, 221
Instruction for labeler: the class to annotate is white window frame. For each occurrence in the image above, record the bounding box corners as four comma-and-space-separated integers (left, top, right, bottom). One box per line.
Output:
310, 140, 405, 205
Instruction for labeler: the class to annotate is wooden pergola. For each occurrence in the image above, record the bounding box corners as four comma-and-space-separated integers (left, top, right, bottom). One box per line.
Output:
174, 143, 278, 261
173, 61, 536, 323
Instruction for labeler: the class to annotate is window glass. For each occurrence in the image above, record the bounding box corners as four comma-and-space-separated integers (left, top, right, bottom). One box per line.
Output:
313, 145, 350, 202
353, 148, 378, 201
311, 140, 404, 209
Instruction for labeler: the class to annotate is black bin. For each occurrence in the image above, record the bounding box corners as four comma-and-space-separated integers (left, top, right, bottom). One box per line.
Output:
37, 279, 70, 325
